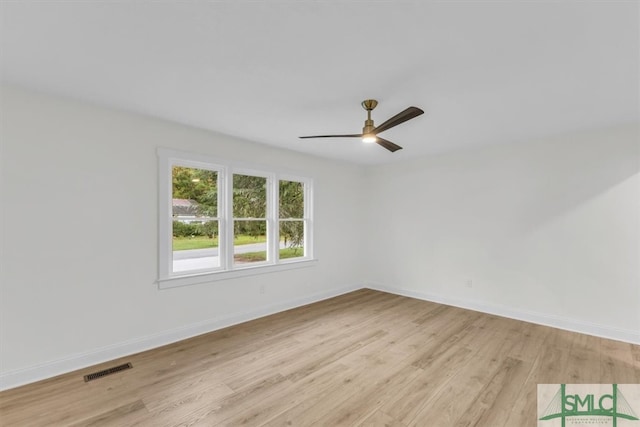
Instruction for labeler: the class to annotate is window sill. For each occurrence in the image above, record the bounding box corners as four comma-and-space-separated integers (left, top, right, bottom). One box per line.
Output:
157, 258, 318, 290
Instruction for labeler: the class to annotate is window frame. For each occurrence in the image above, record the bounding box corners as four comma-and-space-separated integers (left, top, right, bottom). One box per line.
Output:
158, 148, 316, 289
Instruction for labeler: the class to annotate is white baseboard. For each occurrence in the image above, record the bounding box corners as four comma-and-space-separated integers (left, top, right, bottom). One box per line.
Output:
0, 283, 364, 391
366, 283, 640, 345
3, 282, 637, 391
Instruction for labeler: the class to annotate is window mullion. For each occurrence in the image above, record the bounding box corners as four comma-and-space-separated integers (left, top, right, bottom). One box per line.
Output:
304, 179, 313, 259
271, 175, 279, 264
223, 168, 234, 270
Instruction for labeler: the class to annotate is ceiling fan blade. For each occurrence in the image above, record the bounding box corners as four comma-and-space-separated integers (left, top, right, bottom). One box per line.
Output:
375, 137, 403, 152
373, 106, 424, 135
299, 134, 362, 139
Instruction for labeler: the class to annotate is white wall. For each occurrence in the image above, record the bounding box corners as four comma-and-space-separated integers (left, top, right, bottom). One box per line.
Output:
364, 124, 640, 343
0, 85, 366, 389
2, 84, 638, 390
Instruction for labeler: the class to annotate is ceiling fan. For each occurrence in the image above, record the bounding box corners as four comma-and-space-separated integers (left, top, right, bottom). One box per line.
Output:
299, 99, 424, 152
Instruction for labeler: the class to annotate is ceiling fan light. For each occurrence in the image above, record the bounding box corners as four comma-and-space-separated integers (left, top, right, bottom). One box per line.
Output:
362, 134, 376, 143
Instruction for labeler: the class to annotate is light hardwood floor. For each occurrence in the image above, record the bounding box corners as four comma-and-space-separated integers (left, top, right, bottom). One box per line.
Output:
1, 289, 638, 426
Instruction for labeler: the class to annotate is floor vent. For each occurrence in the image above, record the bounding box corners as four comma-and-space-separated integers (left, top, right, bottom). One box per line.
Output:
84, 363, 132, 382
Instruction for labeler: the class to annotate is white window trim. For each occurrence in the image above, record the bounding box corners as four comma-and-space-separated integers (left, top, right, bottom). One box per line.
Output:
157, 148, 316, 289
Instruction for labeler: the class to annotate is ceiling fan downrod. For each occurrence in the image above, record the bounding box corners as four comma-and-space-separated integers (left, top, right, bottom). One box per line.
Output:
361, 99, 378, 135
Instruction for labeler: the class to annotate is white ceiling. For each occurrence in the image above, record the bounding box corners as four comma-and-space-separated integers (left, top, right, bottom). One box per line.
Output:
1, 1, 638, 165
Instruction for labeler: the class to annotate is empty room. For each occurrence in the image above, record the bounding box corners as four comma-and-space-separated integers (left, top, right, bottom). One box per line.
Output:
1, 1, 639, 426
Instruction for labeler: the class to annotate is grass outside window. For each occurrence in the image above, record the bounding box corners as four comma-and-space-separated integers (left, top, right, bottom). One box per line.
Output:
173, 234, 267, 251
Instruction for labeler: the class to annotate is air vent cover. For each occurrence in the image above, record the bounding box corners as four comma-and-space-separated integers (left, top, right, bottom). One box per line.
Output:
84, 363, 132, 382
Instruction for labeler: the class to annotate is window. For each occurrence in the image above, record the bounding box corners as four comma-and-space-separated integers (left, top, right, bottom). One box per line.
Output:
158, 149, 314, 288
171, 166, 220, 273
233, 174, 268, 266
279, 180, 306, 261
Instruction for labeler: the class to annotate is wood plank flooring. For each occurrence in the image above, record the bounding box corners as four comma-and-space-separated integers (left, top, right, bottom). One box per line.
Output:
1, 289, 638, 426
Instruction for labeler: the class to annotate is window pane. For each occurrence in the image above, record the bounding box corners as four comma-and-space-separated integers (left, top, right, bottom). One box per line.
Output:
172, 220, 219, 273
279, 180, 304, 218
280, 221, 304, 259
234, 220, 267, 265
172, 166, 217, 218
233, 174, 266, 218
